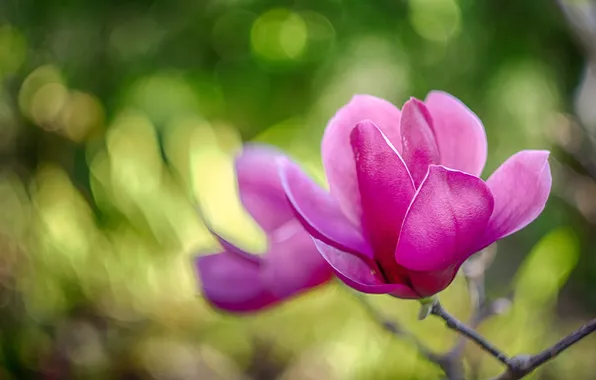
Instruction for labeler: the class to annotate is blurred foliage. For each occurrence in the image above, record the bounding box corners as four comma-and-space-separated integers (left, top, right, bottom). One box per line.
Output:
0, 0, 594, 378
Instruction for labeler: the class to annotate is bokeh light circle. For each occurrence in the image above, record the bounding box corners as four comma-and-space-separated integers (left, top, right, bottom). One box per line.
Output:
251, 8, 308, 62
409, 0, 461, 43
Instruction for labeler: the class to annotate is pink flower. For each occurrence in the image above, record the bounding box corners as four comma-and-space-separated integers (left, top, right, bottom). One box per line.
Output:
195, 145, 334, 312
279, 91, 551, 299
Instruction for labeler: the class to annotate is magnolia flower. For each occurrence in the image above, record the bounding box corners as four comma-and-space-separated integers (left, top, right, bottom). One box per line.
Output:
279, 91, 551, 299
195, 145, 333, 312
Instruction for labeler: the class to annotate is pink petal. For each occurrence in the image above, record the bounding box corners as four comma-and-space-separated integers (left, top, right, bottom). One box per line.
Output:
197, 224, 333, 312
313, 239, 419, 298
236, 144, 294, 233
395, 165, 494, 272
477, 150, 551, 250
206, 224, 262, 264
322, 95, 402, 224
400, 98, 440, 187
278, 157, 374, 260
195, 251, 276, 312
425, 91, 487, 176
407, 267, 459, 298
350, 121, 416, 279
261, 221, 333, 298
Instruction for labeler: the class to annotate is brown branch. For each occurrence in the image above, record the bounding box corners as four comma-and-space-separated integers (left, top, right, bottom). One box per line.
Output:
493, 318, 596, 380
356, 291, 596, 380
430, 300, 511, 367
445, 249, 512, 378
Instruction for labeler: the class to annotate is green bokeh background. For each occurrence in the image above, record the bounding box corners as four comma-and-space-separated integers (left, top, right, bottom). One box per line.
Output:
0, 0, 594, 378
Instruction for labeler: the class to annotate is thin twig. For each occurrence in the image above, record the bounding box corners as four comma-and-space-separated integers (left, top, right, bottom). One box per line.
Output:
447, 270, 487, 361
493, 318, 596, 380
451, 294, 513, 378
447, 250, 503, 367
431, 300, 511, 366
530, 318, 596, 367
351, 291, 440, 361
350, 291, 465, 380
355, 290, 596, 380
